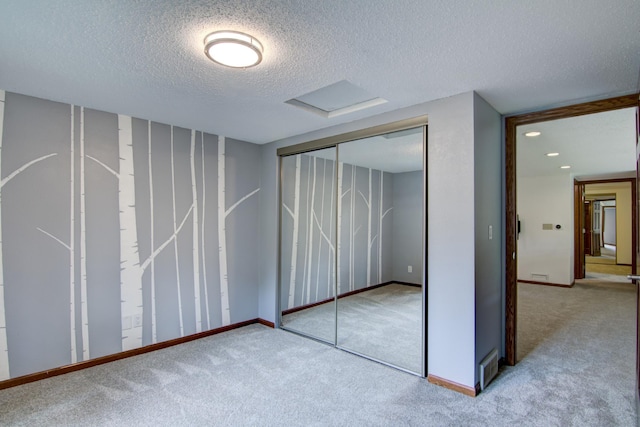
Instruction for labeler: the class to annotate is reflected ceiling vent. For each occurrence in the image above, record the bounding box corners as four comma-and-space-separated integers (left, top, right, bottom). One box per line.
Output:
286, 80, 387, 119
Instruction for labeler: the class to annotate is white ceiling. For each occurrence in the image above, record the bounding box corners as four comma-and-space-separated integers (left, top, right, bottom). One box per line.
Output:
517, 107, 637, 178
0, 1, 639, 145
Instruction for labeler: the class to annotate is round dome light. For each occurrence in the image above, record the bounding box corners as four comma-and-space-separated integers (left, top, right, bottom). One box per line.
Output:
204, 31, 263, 68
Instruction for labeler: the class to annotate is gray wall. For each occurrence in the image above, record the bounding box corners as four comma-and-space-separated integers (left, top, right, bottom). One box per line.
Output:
261, 91, 502, 389
0, 91, 260, 380
391, 171, 423, 284
0, 88, 503, 391
473, 93, 502, 382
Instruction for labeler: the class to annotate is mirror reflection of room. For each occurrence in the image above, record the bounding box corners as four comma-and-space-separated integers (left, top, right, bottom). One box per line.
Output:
280, 148, 337, 344
278, 125, 425, 375
336, 128, 424, 374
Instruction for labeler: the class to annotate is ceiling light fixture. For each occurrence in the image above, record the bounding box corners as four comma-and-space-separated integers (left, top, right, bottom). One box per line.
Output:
524, 131, 541, 137
204, 31, 263, 68
546, 152, 560, 157
560, 165, 571, 169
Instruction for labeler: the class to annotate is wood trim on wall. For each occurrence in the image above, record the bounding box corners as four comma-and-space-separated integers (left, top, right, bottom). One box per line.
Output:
427, 374, 480, 397
505, 93, 639, 367
0, 317, 274, 391
574, 180, 586, 280
258, 318, 275, 328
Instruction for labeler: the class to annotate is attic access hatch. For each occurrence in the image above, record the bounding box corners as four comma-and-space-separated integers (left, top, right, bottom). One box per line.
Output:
286, 80, 387, 118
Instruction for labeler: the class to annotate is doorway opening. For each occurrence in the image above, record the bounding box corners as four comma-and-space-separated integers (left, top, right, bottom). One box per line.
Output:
505, 93, 639, 366
575, 180, 636, 281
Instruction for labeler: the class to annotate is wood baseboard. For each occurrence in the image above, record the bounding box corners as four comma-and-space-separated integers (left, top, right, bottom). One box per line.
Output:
0, 317, 273, 391
257, 318, 275, 328
518, 279, 574, 288
427, 374, 480, 397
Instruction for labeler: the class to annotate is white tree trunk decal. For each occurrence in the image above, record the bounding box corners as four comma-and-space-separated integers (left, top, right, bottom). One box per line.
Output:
117, 115, 143, 351
305, 157, 316, 304
79, 107, 89, 360
201, 133, 210, 329
301, 157, 310, 302
217, 136, 229, 325
218, 136, 259, 323
69, 105, 77, 363
337, 162, 344, 295
170, 126, 184, 337
286, 155, 301, 309
190, 130, 202, 332
326, 160, 335, 298
315, 160, 326, 301
378, 171, 383, 283
148, 121, 158, 342
358, 169, 373, 286
349, 165, 356, 291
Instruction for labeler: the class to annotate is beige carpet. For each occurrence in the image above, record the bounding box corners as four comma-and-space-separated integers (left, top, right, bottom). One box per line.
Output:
282, 283, 423, 374
586, 263, 631, 275
0, 279, 635, 425
518, 275, 634, 360
585, 256, 616, 265
0, 278, 636, 426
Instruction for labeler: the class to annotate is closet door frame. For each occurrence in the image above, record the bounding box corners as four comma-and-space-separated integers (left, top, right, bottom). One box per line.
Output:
276, 115, 428, 376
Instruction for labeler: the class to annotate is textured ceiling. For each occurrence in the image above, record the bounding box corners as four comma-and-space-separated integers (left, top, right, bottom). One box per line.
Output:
517, 107, 637, 178
0, 1, 639, 144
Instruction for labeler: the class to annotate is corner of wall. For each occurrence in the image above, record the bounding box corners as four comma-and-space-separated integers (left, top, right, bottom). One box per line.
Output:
472, 93, 503, 381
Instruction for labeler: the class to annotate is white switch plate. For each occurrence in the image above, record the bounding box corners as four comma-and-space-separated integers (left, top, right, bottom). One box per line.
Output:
408, 265, 413, 273
488, 225, 493, 240
133, 313, 142, 328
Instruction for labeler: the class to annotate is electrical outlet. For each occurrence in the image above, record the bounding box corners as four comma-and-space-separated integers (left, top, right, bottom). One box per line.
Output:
408, 265, 413, 273
133, 313, 142, 328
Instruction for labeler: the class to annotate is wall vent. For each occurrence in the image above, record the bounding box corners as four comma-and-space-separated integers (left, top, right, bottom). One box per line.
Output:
479, 348, 499, 391
531, 273, 548, 281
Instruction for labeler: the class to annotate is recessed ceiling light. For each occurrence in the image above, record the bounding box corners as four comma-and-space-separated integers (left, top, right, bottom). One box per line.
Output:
524, 131, 541, 137
546, 152, 560, 157
204, 31, 263, 68
560, 165, 571, 169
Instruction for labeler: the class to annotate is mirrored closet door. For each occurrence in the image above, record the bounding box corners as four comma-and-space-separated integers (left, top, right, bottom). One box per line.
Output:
336, 128, 424, 374
278, 120, 425, 376
279, 148, 337, 344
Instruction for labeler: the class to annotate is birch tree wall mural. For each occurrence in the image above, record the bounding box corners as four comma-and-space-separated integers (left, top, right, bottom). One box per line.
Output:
0, 90, 260, 380
281, 152, 394, 312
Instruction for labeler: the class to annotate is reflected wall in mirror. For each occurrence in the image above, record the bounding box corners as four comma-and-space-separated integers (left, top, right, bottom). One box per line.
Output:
280, 148, 337, 343
336, 127, 424, 374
